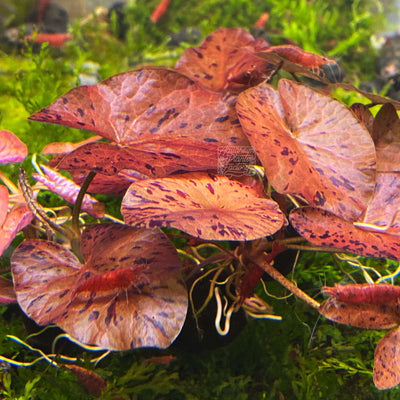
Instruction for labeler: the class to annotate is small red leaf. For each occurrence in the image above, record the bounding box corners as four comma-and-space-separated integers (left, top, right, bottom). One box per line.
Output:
121, 172, 285, 241
237, 79, 377, 221
64, 364, 106, 397
374, 327, 400, 390
41, 135, 102, 155
12, 224, 187, 350
0, 130, 28, 164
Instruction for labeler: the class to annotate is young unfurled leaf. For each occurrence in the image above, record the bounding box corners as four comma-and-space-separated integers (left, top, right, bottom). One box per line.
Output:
121, 172, 285, 241
64, 364, 107, 397
32, 165, 105, 218
11, 223, 187, 350
0, 130, 28, 164
290, 207, 400, 260
30, 67, 249, 178
237, 79, 376, 221
175, 27, 274, 93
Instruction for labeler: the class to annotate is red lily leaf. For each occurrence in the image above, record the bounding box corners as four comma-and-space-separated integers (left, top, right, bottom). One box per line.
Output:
0, 130, 28, 164
30, 67, 249, 177
0, 185, 33, 256
237, 79, 377, 221
32, 165, 105, 218
121, 172, 285, 241
349, 103, 374, 135
356, 104, 400, 232
70, 169, 133, 195
11, 224, 187, 350
0, 185, 8, 226
374, 327, 400, 390
64, 364, 106, 397
320, 284, 400, 329
175, 27, 275, 93
41, 135, 102, 155
290, 207, 400, 260
0, 276, 17, 303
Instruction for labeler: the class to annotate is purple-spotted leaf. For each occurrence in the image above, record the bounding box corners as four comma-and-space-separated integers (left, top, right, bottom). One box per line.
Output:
290, 207, 400, 260
374, 327, 400, 390
237, 79, 377, 221
0, 130, 28, 164
32, 165, 105, 218
121, 172, 285, 241
30, 67, 249, 177
0, 276, 17, 303
175, 27, 274, 93
320, 284, 400, 329
11, 223, 187, 350
360, 104, 400, 231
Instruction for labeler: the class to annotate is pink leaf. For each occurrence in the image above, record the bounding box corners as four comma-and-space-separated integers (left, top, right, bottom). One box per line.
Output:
32, 165, 105, 218
237, 79, 377, 221
121, 172, 286, 241
11, 224, 187, 350
0, 130, 28, 164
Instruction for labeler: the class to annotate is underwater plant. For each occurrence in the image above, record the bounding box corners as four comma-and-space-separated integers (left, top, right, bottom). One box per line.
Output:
1, 26, 400, 398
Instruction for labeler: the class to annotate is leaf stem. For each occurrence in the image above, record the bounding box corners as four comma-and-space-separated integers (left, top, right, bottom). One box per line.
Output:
258, 257, 321, 310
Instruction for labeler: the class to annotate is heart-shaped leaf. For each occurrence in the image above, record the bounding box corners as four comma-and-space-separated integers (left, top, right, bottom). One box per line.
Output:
0, 130, 28, 164
12, 223, 187, 350
237, 79, 377, 221
290, 207, 400, 260
175, 27, 274, 93
30, 67, 249, 178
121, 172, 285, 241
374, 327, 400, 390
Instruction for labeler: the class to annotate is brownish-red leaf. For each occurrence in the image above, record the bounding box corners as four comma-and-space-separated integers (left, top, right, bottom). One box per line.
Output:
0, 130, 28, 164
0, 276, 17, 303
358, 104, 400, 232
30, 67, 249, 178
64, 364, 107, 397
374, 327, 400, 390
175, 27, 274, 93
290, 207, 400, 260
11, 224, 187, 350
237, 79, 377, 221
41, 135, 102, 155
121, 172, 285, 241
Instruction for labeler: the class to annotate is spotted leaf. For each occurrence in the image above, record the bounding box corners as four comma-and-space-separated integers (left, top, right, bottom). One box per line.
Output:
11, 223, 187, 351
320, 284, 400, 329
237, 79, 377, 221
374, 327, 400, 390
121, 172, 285, 241
175, 27, 275, 93
32, 165, 105, 218
290, 207, 400, 260
0, 130, 28, 164
360, 104, 400, 232
30, 67, 249, 177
